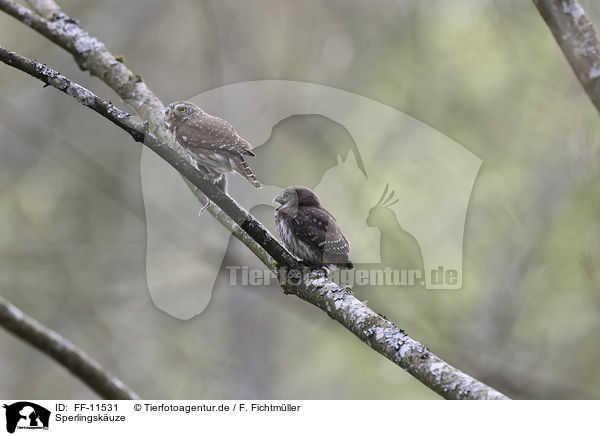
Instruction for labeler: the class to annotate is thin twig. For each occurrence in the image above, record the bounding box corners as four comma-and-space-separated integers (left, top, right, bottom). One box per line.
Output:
0, 2, 510, 399
0, 295, 140, 400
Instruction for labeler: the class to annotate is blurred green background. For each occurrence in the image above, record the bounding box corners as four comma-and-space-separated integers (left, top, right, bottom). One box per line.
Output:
1, 0, 600, 399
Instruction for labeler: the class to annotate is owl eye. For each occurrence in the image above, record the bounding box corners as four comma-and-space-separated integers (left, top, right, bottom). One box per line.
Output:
178, 106, 187, 113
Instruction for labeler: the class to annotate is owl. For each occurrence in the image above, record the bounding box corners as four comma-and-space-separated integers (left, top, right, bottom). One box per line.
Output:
165, 101, 261, 189
274, 186, 353, 269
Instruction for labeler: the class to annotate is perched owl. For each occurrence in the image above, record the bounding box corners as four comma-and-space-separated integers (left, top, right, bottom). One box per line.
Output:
274, 186, 353, 269
165, 101, 261, 189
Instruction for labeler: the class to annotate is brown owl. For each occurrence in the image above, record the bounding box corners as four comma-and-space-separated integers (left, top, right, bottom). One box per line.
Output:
274, 186, 353, 269
165, 101, 261, 189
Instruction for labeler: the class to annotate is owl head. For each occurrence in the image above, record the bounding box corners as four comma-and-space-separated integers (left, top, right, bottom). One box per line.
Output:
274, 186, 322, 212
165, 101, 202, 129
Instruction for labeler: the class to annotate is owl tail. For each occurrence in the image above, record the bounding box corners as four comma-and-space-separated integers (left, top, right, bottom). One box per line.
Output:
235, 156, 262, 189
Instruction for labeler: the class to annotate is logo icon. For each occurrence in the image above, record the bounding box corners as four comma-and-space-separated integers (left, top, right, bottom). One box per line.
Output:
3, 402, 50, 434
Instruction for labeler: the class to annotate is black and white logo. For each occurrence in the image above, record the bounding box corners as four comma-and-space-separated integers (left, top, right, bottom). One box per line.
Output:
3, 402, 50, 434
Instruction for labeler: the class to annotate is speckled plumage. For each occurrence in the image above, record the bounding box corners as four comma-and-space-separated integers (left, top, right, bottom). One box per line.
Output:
274, 186, 353, 269
165, 101, 261, 188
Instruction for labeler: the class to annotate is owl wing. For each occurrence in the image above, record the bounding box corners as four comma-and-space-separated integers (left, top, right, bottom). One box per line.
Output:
176, 113, 255, 156
291, 206, 351, 262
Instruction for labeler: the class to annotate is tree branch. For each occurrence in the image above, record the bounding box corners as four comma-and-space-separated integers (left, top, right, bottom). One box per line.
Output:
533, 0, 600, 113
0, 0, 163, 127
0, 2, 509, 400
0, 295, 140, 400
